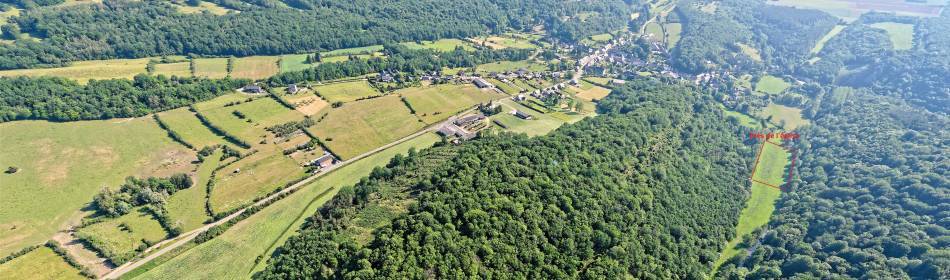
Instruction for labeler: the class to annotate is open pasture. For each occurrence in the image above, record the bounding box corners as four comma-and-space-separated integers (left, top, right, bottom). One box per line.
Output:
767, 0, 944, 20
133, 133, 440, 280
811, 25, 846, 54
165, 149, 223, 232
644, 22, 664, 40
76, 209, 169, 264
308, 95, 425, 159
571, 80, 611, 101
758, 103, 809, 130
755, 75, 790, 95
312, 80, 380, 103
322, 45, 384, 56
664, 23, 682, 48
280, 91, 328, 116
401, 39, 475, 52
869, 22, 915, 50
174, 1, 235, 15
398, 84, 502, 123
0, 118, 192, 257
737, 43, 762, 62
278, 54, 315, 73
468, 35, 538, 49
0, 58, 151, 84
209, 147, 305, 215
477, 60, 547, 73
491, 99, 567, 136
0, 246, 86, 280
195, 95, 304, 144
489, 78, 521, 95
230, 56, 279, 80
157, 107, 230, 149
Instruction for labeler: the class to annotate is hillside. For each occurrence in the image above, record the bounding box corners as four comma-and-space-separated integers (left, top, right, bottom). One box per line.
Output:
255, 80, 755, 278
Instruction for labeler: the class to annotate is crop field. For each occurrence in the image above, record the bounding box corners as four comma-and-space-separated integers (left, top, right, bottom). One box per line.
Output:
209, 147, 306, 215
664, 23, 682, 48
278, 54, 314, 73
0, 246, 86, 280
194, 58, 229, 78
166, 149, 223, 232
196, 95, 304, 143
811, 25, 846, 54
768, 0, 944, 20
712, 140, 789, 273
312, 80, 380, 103
0, 58, 151, 84
133, 133, 440, 280
76, 208, 169, 263
280, 91, 328, 116
398, 84, 502, 123
737, 43, 762, 62
401, 39, 475, 52
869, 22, 915, 50
157, 108, 229, 149
477, 60, 547, 73
755, 75, 789, 95
230, 56, 279, 80
0, 118, 192, 257
758, 103, 809, 130
571, 80, 611, 101
491, 99, 567, 136
308, 95, 425, 159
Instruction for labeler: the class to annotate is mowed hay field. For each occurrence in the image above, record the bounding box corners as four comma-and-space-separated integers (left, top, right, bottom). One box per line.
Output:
194, 58, 229, 78
758, 103, 809, 129
571, 80, 611, 101
279, 91, 329, 116
0, 118, 193, 256
133, 133, 441, 280
166, 149, 223, 232
664, 23, 682, 48
0, 58, 151, 84
312, 80, 380, 103
157, 107, 230, 149
154, 62, 192, 77
230, 56, 279, 80
399, 84, 503, 124
279, 54, 314, 73
712, 140, 789, 273
869, 22, 915, 50
209, 147, 306, 215
401, 39, 475, 52
308, 95, 425, 159
195, 95, 305, 144
477, 60, 547, 72
76, 208, 169, 264
0, 246, 86, 280
491, 99, 566, 136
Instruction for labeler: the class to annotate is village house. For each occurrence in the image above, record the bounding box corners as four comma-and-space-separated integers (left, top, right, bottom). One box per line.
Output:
287, 84, 299, 94
243, 85, 264, 94
472, 77, 494, 89
454, 114, 486, 127
309, 153, 336, 169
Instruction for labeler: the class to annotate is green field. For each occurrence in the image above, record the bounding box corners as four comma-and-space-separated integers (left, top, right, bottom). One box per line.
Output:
308, 96, 425, 159
196, 95, 305, 143
194, 58, 229, 78
401, 39, 475, 52
589, 33, 613, 42
278, 54, 315, 73
154, 62, 192, 77
312, 80, 380, 103
664, 23, 682, 48
76, 209, 169, 264
755, 75, 790, 95
175, 1, 234, 15
166, 149, 223, 232
0, 58, 152, 84
489, 78, 521, 95
209, 147, 306, 215
811, 25, 846, 54
571, 80, 611, 101
712, 141, 789, 273
721, 106, 765, 129
477, 60, 547, 72
645, 22, 664, 40
322, 45, 384, 56
0, 246, 86, 280
157, 108, 229, 149
768, 0, 943, 20
491, 99, 567, 136
133, 133, 441, 280
869, 22, 915, 50
758, 103, 809, 129
737, 43, 762, 62
230, 56, 279, 80
470, 35, 538, 49
0, 118, 193, 257
399, 84, 503, 123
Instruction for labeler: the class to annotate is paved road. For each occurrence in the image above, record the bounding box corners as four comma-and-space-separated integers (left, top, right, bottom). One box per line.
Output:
104, 121, 445, 279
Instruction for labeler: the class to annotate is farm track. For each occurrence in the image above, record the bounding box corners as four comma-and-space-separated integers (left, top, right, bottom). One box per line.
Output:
51, 230, 113, 277
102, 106, 481, 279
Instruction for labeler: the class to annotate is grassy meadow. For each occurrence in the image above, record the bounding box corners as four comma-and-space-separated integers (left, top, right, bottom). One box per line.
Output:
132, 133, 441, 280
737, 43, 762, 62
469, 35, 538, 49
0, 246, 86, 280
767, 0, 943, 20
312, 80, 380, 103
491, 99, 567, 136
157, 108, 230, 149
758, 103, 809, 130
0, 118, 193, 257
278, 54, 314, 73
645, 22, 664, 40
869, 22, 915, 50
322, 45, 384, 56
76, 209, 169, 263
401, 39, 475, 52
721, 106, 766, 129
811, 25, 846, 54
477, 60, 547, 72
664, 23, 682, 48
570, 80, 611, 101
196, 95, 305, 144
230, 56, 279, 80
489, 78, 521, 95
165, 149, 223, 232
209, 147, 306, 215
308, 95, 425, 159
193, 58, 229, 78
755, 75, 789, 95
174, 1, 235, 15
398, 84, 503, 123
279, 91, 328, 116
0, 58, 152, 84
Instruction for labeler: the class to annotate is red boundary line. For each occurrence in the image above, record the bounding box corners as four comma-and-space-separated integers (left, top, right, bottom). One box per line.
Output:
750, 139, 796, 192
784, 148, 798, 190
751, 179, 783, 190
749, 141, 767, 181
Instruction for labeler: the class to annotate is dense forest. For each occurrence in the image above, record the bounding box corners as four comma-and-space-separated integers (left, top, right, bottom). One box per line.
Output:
0, 0, 635, 69
0, 74, 247, 122
716, 88, 949, 279
255, 80, 757, 279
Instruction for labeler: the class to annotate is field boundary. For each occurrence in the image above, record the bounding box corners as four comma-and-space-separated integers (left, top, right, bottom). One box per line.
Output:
749, 140, 797, 192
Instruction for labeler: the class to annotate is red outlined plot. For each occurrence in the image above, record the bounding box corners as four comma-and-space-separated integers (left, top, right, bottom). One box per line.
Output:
749, 140, 797, 192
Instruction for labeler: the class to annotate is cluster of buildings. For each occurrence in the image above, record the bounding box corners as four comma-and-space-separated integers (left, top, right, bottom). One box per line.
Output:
305, 152, 336, 171
437, 113, 488, 141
